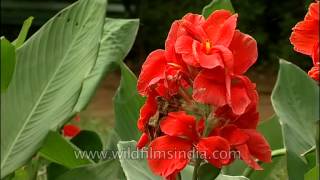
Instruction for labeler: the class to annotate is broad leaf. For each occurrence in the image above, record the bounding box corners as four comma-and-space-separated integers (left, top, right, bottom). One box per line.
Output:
271, 59, 319, 180
39, 131, 93, 168
202, 0, 235, 18
12, 17, 34, 48
304, 165, 319, 180
114, 63, 145, 141
215, 174, 248, 180
198, 163, 220, 180
73, 18, 139, 112
55, 160, 121, 180
0, 37, 16, 92
117, 141, 161, 180
0, 0, 107, 177
71, 130, 103, 162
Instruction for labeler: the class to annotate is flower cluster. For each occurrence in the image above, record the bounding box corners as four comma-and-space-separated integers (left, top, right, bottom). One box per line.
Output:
290, 1, 319, 82
136, 10, 271, 179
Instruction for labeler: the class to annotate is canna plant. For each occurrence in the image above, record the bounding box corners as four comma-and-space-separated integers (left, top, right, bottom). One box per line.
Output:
0, 0, 319, 180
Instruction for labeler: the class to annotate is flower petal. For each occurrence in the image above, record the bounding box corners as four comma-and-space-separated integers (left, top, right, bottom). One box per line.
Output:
243, 129, 272, 163
235, 144, 263, 170
137, 92, 158, 132
305, 2, 319, 21
137, 50, 167, 96
160, 111, 198, 141
196, 136, 231, 168
137, 133, 150, 149
63, 124, 80, 137
147, 135, 193, 178
233, 106, 259, 129
204, 10, 238, 47
193, 68, 228, 107
290, 19, 319, 56
229, 30, 258, 75
308, 65, 319, 82
219, 125, 249, 146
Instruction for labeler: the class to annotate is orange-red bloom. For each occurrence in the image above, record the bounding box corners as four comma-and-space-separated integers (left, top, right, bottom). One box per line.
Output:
63, 124, 80, 137
290, 1, 319, 81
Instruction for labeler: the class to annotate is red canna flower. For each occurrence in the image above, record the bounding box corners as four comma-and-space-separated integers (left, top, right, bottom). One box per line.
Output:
147, 111, 231, 179
290, 1, 319, 81
63, 124, 80, 137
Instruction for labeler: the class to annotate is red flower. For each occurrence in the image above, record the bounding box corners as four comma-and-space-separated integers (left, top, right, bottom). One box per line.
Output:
213, 125, 271, 170
193, 68, 258, 115
63, 124, 80, 137
147, 111, 230, 179
290, 1, 319, 81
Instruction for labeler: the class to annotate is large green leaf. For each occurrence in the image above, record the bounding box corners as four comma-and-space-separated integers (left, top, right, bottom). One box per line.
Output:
0, 0, 107, 177
0, 37, 16, 93
71, 130, 103, 163
202, 0, 235, 18
114, 63, 145, 141
117, 141, 161, 180
12, 16, 34, 48
39, 131, 93, 168
271, 59, 319, 180
198, 163, 220, 180
215, 174, 248, 180
73, 18, 139, 112
55, 160, 121, 180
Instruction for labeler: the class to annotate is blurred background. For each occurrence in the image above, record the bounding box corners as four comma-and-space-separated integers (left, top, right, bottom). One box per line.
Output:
1, 0, 315, 135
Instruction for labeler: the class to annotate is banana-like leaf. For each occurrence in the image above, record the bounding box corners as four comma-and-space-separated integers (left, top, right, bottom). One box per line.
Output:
271, 59, 319, 180
0, 0, 107, 177
73, 18, 139, 112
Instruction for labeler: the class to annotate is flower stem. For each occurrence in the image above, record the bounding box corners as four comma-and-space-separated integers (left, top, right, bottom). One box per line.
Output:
192, 158, 201, 180
242, 148, 286, 177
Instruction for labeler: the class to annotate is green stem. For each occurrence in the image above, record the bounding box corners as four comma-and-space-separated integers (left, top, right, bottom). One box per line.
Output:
176, 172, 182, 180
316, 121, 319, 166
192, 158, 201, 180
242, 148, 286, 177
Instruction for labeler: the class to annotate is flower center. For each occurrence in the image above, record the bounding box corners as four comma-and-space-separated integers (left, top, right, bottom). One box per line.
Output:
203, 40, 213, 54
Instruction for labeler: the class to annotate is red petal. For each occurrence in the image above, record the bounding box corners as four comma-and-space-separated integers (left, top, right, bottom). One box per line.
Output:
235, 144, 263, 170
63, 124, 80, 137
199, 45, 232, 70
160, 111, 198, 141
193, 68, 228, 107
196, 136, 231, 168
305, 2, 319, 21
308, 65, 319, 81
312, 43, 319, 65
233, 106, 259, 129
243, 129, 272, 163
219, 125, 249, 146
204, 10, 238, 47
137, 133, 149, 149
137, 50, 167, 96
147, 135, 193, 178
181, 13, 207, 41
229, 31, 258, 75
290, 19, 319, 56
175, 35, 201, 67
137, 93, 158, 132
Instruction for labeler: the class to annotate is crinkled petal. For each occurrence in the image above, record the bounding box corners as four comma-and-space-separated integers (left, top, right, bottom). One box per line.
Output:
175, 35, 201, 67
235, 144, 263, 170
308, 65, 319, 82
63, 124, 80, 137
229, 30, 258, 75
243, 129, 272, 163
137, 132, 149, 149
204, 10, 238, 47
137, 50, 167, 96
196, 136, 231, 168
193, 68, 228, 106
137, 92, 158, 132
147, 135, 193, 178
219, 125, 249, 146
305, 2, 319, 21
160, 111, 198, 141
290, 19, 319, 56
233, 106, 259, 129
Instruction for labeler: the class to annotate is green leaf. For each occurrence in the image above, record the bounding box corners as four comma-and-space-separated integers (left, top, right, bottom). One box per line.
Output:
198, 163, 220, 180
202, 0, 235, 18
39, 131, 93, 168
117, 141, 161, 180
0, 0, 107, 177
55, 160, 121, 180
304, 165, 319, 180
12, 17, 34, 48
1, 37, 16, 93
271, 59, 319, 180
71, 130, 103, 162
47, 163, 69, 180
114, 63, 145, 141
73, 18, 139, 112
215, 174, 249, 180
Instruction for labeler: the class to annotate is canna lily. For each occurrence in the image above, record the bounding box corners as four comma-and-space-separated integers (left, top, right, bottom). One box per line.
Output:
63, 124, 80, 137
290, 1, 319, 81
